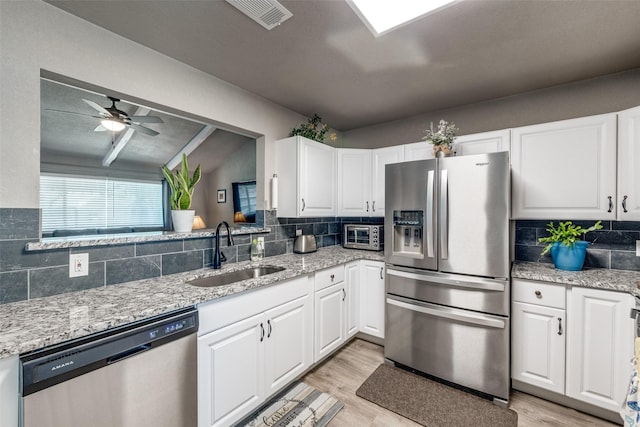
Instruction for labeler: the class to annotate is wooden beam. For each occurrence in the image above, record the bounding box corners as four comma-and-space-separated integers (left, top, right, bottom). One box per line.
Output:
166, 125, 217, 170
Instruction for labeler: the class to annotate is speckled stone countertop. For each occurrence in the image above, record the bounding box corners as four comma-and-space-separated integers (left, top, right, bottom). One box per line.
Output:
512, 261, 640, 298
25, 226, 270, 251
0, 247, 384, 359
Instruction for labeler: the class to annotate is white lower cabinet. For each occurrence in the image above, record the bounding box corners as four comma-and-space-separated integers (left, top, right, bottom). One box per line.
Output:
359, 260, 385, 339
512, 279, 634, 415
512, 301, 566, 394
314, 282, 346, 362
0, 355, 19, 427
197, 276, 313, 427
344, 261, 360, 339
566, 286, 634, 412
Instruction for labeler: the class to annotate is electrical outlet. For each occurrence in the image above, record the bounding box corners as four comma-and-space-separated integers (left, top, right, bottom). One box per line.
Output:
636, 240, 640, 257
69, 253, 89, 278
296, 229, 302, 237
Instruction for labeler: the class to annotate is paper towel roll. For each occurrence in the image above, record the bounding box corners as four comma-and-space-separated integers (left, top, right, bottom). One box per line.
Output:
271, 174, 278, 210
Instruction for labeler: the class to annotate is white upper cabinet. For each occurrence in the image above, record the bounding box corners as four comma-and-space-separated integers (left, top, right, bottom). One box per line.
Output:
337, 149, 372, 217
371, 146, 404, 217
276, 136, 336, 217
336, 145, 403, 217
511, 114, 617, 220
452, 129, 510, 156
404, 141, 434, 161
618, 106, 640, 221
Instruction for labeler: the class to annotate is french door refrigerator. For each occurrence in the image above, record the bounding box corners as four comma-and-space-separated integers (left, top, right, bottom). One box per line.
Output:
384, 151, 511, 404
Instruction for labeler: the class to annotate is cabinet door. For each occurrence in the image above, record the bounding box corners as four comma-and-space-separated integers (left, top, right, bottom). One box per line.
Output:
452, 129, 510, 156
197, 313, 265, 427
512, 301, 566, 394
314, 282, 345, 362
299, 137, 336, 217
344, 261, 361, 339
618, 106, 640, 221
404, 141, 434, 161
0, 355, 18, 427
337, 149, 371, 216
264, 295, 313, 396
511, 114, 617, 220
360, 261, 385, 338
371, 146, 404, 217
566, 287, 634, 412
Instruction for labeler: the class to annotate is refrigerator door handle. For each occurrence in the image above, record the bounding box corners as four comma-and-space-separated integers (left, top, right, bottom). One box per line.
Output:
386, 267, 506, 292
426, 170, 435, 258
440, 169, 448, 259
387, 296, 506, 329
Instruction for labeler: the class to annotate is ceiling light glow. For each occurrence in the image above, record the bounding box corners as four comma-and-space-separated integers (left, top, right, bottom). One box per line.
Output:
349, 0, 456, 36
101, 119, 126, 132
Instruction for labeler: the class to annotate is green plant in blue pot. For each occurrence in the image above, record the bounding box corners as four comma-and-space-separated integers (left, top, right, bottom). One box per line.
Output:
538, 220, 603, 271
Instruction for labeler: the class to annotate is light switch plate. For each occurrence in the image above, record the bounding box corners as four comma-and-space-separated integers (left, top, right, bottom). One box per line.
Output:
296, 229, 302, 237
69, 253, 89, 278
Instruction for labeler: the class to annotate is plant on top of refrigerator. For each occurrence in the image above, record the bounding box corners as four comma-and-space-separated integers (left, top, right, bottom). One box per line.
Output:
423, 119, 459, 156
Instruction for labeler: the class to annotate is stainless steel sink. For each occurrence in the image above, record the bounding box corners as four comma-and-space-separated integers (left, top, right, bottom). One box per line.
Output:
188, 266, 286, 288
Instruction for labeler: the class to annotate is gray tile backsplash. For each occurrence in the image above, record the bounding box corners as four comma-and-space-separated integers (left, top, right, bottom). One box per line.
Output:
0, 208, 385, 304
514, 219, 640, 271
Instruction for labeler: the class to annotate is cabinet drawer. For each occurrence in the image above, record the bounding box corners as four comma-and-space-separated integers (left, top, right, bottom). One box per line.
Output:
314, 265, 345, 291
512, 279, 565, 309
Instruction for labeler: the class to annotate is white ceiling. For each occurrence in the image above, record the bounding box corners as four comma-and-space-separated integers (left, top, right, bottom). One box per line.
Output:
46, 0, 640, 132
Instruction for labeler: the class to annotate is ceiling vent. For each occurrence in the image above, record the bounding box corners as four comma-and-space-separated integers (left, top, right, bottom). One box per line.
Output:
225, 0, 293, 30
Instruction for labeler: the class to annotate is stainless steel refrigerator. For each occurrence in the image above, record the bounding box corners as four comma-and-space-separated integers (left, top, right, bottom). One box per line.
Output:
384, 151, 511, 404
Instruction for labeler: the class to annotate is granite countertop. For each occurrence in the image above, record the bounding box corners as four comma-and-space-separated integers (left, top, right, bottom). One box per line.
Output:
0, 246, 384, 359
512, 261, 640, 298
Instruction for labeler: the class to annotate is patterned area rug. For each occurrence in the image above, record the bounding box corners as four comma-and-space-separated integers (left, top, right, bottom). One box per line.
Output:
239, 382, 344, 427
356, 364, 518, 427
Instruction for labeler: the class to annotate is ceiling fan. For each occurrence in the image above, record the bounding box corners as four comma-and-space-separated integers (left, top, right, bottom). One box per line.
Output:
46, 96, 164, 136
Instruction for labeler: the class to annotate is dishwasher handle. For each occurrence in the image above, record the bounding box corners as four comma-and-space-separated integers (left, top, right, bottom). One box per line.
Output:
107, 344, 152, 364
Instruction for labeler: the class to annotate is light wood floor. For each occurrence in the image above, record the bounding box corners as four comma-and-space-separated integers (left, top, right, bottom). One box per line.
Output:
301, 339, 619, 426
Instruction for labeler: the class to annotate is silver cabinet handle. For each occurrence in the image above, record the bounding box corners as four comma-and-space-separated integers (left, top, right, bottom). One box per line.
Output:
426, 170, 435, 258
301, 198, 306, 211
330, 274, 335, 281
380, 267, 384, 280
260, 323, 265, 342
440, 169, 449, 259
342, 288, 346, 301
623, 195, 628, 213
267, 320, 272, 338
608, 196, 613, 213
557, 318, 563, 336
372, 201, 376, 212
366, 201, 369, 212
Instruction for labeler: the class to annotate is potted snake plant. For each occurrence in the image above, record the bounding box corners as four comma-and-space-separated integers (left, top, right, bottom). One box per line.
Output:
538, 220, 602, 271
161, 153, 201, 233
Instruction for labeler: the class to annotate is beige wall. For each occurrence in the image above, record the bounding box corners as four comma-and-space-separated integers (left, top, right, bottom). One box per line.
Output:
342, 68, 640, 149
0, 1, 307, 209
191, 141, 256, 228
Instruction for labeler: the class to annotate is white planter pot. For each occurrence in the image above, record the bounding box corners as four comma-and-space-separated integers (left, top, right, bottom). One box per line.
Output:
171, 210, 195, 233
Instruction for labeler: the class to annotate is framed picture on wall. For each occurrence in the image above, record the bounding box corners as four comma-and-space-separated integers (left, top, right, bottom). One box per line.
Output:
217, 189, 226, 203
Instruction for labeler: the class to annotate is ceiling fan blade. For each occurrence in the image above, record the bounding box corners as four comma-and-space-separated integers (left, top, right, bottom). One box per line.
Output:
130, 115, 164, 124
130, 123, 159, 137
94, 124, 107, 132
44, 109, 102, 119
82, 99, 111, 117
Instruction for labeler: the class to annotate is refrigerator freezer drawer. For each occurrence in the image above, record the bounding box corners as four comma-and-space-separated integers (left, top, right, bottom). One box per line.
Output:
384, 295, 510, 401
386, 267, 510, 316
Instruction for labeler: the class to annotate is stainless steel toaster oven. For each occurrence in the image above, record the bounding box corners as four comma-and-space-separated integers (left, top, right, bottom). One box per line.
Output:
343, 224, 383, 251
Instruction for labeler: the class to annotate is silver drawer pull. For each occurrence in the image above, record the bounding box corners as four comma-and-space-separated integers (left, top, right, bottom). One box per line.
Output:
330, 274, 335, 281
535, 290, 542, 298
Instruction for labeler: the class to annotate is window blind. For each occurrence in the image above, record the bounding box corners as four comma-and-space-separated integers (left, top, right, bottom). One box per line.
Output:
40, 173, 164, 233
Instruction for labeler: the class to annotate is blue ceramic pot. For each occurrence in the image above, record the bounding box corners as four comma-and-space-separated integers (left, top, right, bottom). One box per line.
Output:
550, 241, 589, 271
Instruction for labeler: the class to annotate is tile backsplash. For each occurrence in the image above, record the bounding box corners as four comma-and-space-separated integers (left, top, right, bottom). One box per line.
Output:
0, 208, 383, 304
514, 219, 640, 271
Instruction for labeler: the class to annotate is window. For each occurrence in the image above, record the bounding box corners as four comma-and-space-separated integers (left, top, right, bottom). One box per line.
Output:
40, 173, 164, 236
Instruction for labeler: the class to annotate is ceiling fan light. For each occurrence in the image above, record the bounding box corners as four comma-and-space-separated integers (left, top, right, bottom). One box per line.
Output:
101, 119, 125, 132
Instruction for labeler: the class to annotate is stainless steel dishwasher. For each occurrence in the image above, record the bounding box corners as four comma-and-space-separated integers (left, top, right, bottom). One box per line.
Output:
20, 307, 198, 427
